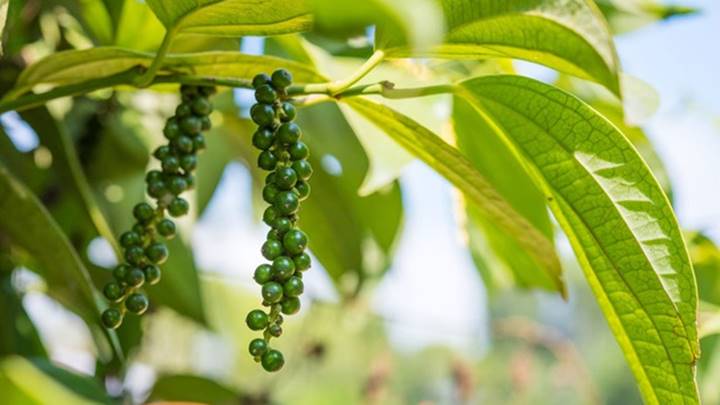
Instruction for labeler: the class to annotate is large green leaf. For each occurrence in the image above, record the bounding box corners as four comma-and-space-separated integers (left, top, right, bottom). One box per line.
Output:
457, 75, 698, 404
380, 0, 621, 95
453, 96, 560, 294
113, 0, 166, 51
594, 0, 697, 34
344, 97, 564, 294
148, 374, 239, 403
146, 0, 312, 36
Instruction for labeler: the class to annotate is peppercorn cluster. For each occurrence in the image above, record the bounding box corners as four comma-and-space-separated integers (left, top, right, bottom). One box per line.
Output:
246, 69, 313, 372
100, 84, 215, 329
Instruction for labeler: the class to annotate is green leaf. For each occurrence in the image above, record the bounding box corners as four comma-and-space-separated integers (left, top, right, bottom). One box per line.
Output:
595, 0, 698, 34
146, 0, 312, 36
74, 0, 114, 45
148, 374, 239, 403
453, 96, 560, 293
0, 356, 112, 405
344, 97, 565, 295
0, 0, 8, 56
457, 75, 698, 404
0, 271, 47, 358
380, 0, 621, 95
113, 0, 165, 51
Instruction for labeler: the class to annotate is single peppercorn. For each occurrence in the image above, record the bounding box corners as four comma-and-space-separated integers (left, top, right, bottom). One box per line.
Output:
255, 84, 277, 103
252, 128, 275, 150
163, 119, 181, 140
261, 240, 284, 260
103, 282, 124, 302
292, 160, 313, 180
246, 309, 269, 331
162, 156, 181, 173
174, 135, 194, 154
288, 142, 309, 160
263, 184, 280, 204
295, 181, 311, 200
156, 219, 176, 238
146, 242, 169, 264
154, 145, 172, 160
283, 276, 304, 297
254, 264, 274, 284
133, 203, 155, 223
125, 293, 149, 314
261, 349, 285, 372
280, 102, 296, 122
294, 253, 312, 271
191, 97, 212, 115
143, 265, 162, 285
125, 267, 145, 288
274, 191, 299, 215
277, 123, 301, 144
283, 229, 308, 255
258, 150, 278, 171
252, 73, 272, 88
274, 166, 298, 190
101, 308, 123, 329
125, 246, 146, 266
113, 264, 130, 281
268, 324, 282, 337
250, 104, 276, 127
281, 297, 301, 315
120, 231, 142, 247
249, 338, 268, 357
180, 116, 202, 135
167, 176, 188, 195
261, 282, 284, 304
271, 69, 293, 89
168, 197, 189, 217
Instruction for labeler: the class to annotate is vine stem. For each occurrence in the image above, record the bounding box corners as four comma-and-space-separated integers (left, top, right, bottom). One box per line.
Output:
134, 27, 177, 87
300, 49, 386, 96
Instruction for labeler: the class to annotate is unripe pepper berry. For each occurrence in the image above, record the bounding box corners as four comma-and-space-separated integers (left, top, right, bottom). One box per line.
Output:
261, 349, 285, 372
246, 309, 269, 331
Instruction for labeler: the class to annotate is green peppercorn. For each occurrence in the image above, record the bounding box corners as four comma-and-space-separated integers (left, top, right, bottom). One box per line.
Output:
254, 264, 273, 284
281, 297, 301, 315
125, 267, 145, 288
200, 116, 212, 131
262, 206, 279, 226
274, 191, 299, 215
125, 293, 149, 314
249, 338, 268, 357
156, 219, 176, 238
174, 135, 194, 154
261, 349, 284, 372
294, 180, 311, 200
167, 176, 188, 195
292, 160, 313, 180
255, 84, 277, 104
113, 264, 130, 281
246, 309, 269, 331
125, 246, 146, 266
294, 253, 311, 271
283, 276, 304, 297
163, 118, 181, 140
263, 184, 280, 204
147, 180, 168, 198
261, 282, 283, 303
176, 103, 192, 118
191, 97, 212, 115
120, 231, 141, 247
103, 282, 124, 302
146, 242, 168, 264
154, 145, 172, 160
146, 170, 163, 183
143, 265, 162, 285
272, 217, 292, 234
280, 102, 296, 122
258, 150, 278, 171
252, 128, 275, 150
184, 174, 196, 189
288, 142, 309, 160
101, 308, 123, 329
168, 197, 189, 217
261, 240, 284, 260
271, 69, 293, 89
267, 228, 282, 241
276, 123, 301, 145
283, 229, 308, 255
162, 156, 181, 173
272, 256, 295, 281
268, 324, 282, 337
193, 135, 206, 151
180, 116, 202, 135
134, 203, 155, 223
274, 166, 297, 190
252, 73, 272, 88
250, 104, 276, 127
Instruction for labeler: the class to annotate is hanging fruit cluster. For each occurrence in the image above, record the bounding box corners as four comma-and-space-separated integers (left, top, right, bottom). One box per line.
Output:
100, 85, 215, 329
246, 69, 313, 372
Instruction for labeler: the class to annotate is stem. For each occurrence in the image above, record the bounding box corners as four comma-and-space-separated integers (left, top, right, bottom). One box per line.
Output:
134, 27, 176, 87
298, 50, 385, 96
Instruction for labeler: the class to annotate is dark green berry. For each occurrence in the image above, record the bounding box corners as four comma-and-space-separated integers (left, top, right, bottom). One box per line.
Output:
274, 191, 299, 215
146, 170, 163, 183
272, 256, 295, 281
145, 242, 168, 264
249, 338, 268, 356
250, 104, 275, 127
163, 119, 181, 140
147, 180, 168, 198
120, 231, 142, 248
102, 308, 123, 329
271, 69, 293, 89
200, 116, 212, 131
184, 174, 196, 189
125, 293, 149, 314
288, 142, 309, 160
167, 176, 188, 195
103, 282, 124, 302
180, 155, 197, 172
252, 128, 275, 150
268, 324, 282, 337
261, 349, 284, 372
277, 123, 301, 144
258, 150, 278, 171
156, 219, 176, 238
180, 116, 202, 134
262, 206, 279, 226
283, 229, 308, 255
274, 166, 297, 190
113, 264, 130, 281
295, 180, 310, 200
125, 267, 145, 287
168, 197, 189, 217
281, 297, 301, 315
261, 282, 283, 303
292, 160, 313, 180
191, 98, 212, 115
255, 84, 277, 104
153, 145, 172, 160
174, 135, 194, 154
272, 217, 292, 234
261, 240, 283, 260
280, 102, 296, 122
125, 246, 146, 265
283, 276, 304, 297
254, 264, 274, 284
193, 135, 206, 151
267, 228, 282, 241
246, 309, 269, 331
162, 156, 181, 173
294, 253, 311, 271
176, 103, 192, 117
252, 73, 271, 88
143, 265, 161, 285
263, 184, 279, 204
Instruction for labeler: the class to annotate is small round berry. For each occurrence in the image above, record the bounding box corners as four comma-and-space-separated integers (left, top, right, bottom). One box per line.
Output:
245, 309, 269, 331
261, 349, 285, 372
288, 142, 309, 160
268, 324, 282, 337
113, 264, 130, 281
143, 265, 161, 285
274, 191, 299, 215
125, 246, 145, 266
146, 170, 163, 183
261, 282, 284, 303
132, 223, 147, 235
147, 180, 168, 199
294, 253, 311, 271
180, 116, 202, 135
276, 123, 301, 144
274, 166, 297, 190
294, 181, 310, 201
153, 145, 172, 160
168, 197, 189, 217
262, 206, 279, 226
267, 229, 282, 241
120, 231, 142, 248
249, 338, 268, 357
125, 293, 149, 314
163, 118, 181, 140
272, 256, 295, 281
252, 128, 275, 150
261, 240, 284, 260
103, 282, 124, 302
101, 308, 123, 329
173, 135, 194, 154
156, 219, 176, 238
200, 116, 212, 131
252, 73, 271, 88
134, 203, 155, 223
283, 276, 304, 297
255, 84, 277, 104
146, 242, 169, 264
176, 103, 192, 117
250, 104, 275, 127
191, 97, 212, 115
192, 135, 206, 151
280, 102, 296, 122
272, 217, 292, 234
184, 174, 196, 189
254, 264, 273, 284
125, 267, 145, 287
167, 176, 188, 195
292, 160, 313, 180
162, 156, 181, 173
257, 150, 278, 171
263, 184, 279, 204
180, 155, 197, 172
281, 297, 301, 315
271, 69, 293, 89
283, 229, 308, 255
